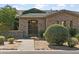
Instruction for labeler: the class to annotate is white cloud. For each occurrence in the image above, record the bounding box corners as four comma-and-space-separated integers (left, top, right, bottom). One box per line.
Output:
57, 4, 66, 7
12, 5, 26, 10
52, 4, 66, 10
70, 5, 75, 7
34, 4, 46, 9
0, 0, 79, 4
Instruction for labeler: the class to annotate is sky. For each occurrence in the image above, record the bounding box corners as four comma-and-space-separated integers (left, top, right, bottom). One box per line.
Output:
0, 4, 79, 11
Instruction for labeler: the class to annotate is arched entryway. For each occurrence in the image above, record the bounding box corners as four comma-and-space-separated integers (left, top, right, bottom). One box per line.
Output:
28, 20, 38, 37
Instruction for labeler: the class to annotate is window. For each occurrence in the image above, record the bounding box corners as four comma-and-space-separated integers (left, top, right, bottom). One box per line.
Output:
70, 21, 73, 28
62, 21, 66, 26
56, 21, 59, 24
63, 21, 66, 26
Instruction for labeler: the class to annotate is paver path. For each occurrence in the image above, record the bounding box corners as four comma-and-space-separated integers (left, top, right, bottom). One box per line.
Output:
17, 39, 34, 50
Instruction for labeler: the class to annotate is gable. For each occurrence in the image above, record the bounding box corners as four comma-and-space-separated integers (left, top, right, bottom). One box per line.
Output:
22, 8, 46, 14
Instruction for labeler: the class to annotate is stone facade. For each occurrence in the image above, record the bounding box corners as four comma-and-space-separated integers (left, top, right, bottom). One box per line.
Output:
1, 30, 24, 39
19, 17, 46, 37
19, 10, 79, 38
46, 12, 79, 29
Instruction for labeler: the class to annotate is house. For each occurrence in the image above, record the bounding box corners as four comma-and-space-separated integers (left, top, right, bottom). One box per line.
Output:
18, 8, 79, 38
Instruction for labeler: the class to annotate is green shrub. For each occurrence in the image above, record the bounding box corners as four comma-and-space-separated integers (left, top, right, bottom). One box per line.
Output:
75, 34, 79, 41
44, 24, 69, 45
5, 35, 14, 41
69, 28, 77, 37
0, 36, 5, 45
7, 35, 14, 38
8, 38, 14, 44
68, 37, 78, 47
39, 30, 45, 38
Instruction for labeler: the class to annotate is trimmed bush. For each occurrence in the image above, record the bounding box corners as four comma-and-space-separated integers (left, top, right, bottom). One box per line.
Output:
44, 24, 69, 45
68, 37, 78, 47
7, 35, 14, 38
75, 34, 79, 41
69, 28, 77, 37
8, 38, 14, 44
0, 36, 5, 45
39, 30, 45, 38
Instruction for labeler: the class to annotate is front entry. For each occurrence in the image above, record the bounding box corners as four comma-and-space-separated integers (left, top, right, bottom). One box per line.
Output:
28, 20, 38, 37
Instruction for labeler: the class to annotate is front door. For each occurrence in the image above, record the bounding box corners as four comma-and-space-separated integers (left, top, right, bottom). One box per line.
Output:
28, 20, 38, 37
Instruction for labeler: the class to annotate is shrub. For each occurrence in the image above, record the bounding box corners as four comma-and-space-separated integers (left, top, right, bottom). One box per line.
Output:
68, 37, 78, 47
44, 24, 69, 45
69, 28, 77, 37
39, 30, 45, 38
75, 34, 79, 41
8, 38, 14, 44
0, 36, 5, 45
7, 35, 14, 38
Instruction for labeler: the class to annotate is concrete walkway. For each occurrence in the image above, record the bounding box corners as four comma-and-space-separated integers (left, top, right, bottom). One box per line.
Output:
17, 39, 34, 50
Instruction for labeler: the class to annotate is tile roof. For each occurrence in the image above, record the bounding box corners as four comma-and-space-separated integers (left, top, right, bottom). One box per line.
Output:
18, 8, 79, 18
20, 13, 48, 17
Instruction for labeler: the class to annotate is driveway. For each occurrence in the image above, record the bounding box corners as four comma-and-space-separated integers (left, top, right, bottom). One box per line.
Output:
17, 39, 34, 50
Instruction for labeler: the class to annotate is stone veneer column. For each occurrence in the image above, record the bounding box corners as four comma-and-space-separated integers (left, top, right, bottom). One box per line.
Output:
19, 18, 28, 37
38, 18, 46, 31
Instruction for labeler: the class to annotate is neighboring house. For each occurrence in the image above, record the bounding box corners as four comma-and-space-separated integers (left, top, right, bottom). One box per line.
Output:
18, 8, 79, 37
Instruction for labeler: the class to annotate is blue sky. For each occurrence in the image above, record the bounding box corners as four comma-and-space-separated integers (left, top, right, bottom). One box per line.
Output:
0, 4, 79, 11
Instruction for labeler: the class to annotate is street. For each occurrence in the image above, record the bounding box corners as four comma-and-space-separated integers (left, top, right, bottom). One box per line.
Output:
0, 50, 79, 54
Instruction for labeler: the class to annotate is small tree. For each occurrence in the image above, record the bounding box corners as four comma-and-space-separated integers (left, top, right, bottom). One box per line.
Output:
0, 22, 10, 33
44, 24, 69, 45
0, 5, 16, 36
0, 5, 16, 32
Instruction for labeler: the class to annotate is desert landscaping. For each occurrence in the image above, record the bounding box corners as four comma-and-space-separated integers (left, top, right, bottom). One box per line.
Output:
0, 40, 21, 50
34, 40, 79, 50
0, 5, 79, 54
